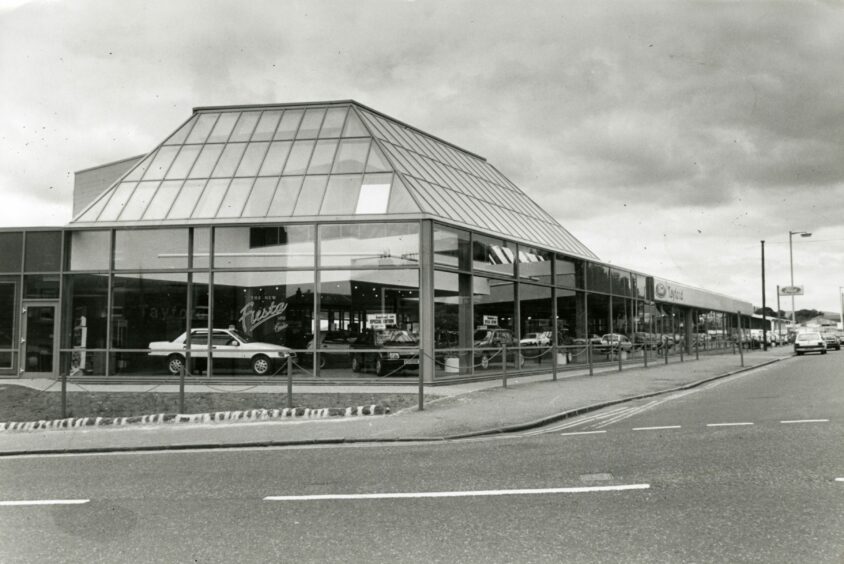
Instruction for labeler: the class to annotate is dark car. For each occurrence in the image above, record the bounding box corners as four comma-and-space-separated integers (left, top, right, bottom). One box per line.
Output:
821, 332, 841, 351
473, 328, 525, 369
303, 331, 353, 368
350, 329, 419, 377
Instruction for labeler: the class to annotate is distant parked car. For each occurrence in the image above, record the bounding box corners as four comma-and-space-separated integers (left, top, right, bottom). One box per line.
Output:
820, 332, 841, 351
519, 331, 551, 347
474, 328, 524, 369
303, 331, 353, 368
793, 332, 826, 356
598, 333, 633, 353
149, 328, 295, 375
350, 329, 419, 377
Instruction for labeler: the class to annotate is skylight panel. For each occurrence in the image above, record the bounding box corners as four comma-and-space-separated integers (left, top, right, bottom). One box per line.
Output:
186, 113, 219, 144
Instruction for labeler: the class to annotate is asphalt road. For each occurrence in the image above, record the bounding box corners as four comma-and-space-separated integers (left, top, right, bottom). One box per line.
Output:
0, 354, 842, 563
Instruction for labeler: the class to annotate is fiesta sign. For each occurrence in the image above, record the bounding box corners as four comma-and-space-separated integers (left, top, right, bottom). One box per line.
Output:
239, 300, 289, 334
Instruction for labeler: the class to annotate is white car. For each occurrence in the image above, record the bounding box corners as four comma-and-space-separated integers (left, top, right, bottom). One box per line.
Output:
519, 331, 551, 347
793, 332, 826, 356
149, 328, 295, 375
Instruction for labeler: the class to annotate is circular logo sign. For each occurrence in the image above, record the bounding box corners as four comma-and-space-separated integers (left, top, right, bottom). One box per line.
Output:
655, 283, 667, 298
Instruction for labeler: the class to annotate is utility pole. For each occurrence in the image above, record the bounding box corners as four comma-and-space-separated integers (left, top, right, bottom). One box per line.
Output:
761, 240, 767, 351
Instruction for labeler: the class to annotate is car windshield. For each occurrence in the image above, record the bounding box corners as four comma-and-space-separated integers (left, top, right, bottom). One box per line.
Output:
797, 333, 820, 341
375, 330, 417, 345
228, 329, 254, 343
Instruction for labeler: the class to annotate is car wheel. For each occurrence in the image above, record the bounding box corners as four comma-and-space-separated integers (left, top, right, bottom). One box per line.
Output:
167, 354, 185, 375
822, 350, 827, 355
795, 351, 802, 356
319, 355, 327, 369
351, 355, 362, 372
481, 354, 490, 369
251, 354, 272, 375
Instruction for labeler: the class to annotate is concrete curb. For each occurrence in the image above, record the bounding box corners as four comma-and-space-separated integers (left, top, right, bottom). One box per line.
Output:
442, 356, 789, 440
0, 404, 389, 434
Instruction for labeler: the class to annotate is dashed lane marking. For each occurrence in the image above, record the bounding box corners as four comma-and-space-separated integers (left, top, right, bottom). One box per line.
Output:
780, 419, 830, 424
0, 499, 90, 507
632, 425, 682, 431
706, 422, 754, 427
264, 484, 650, 501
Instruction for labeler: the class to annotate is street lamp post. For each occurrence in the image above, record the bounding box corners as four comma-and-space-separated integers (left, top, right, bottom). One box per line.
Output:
788, 230, 812, 329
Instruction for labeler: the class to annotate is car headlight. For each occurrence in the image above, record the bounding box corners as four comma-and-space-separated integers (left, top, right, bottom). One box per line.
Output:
277, 351, 289, 358
388, 352, 400, 360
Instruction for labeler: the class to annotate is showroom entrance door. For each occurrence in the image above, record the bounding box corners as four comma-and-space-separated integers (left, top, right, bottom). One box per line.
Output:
22, 302, 58, 377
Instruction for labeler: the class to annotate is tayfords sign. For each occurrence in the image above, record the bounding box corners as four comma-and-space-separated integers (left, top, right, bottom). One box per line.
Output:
649, 276, 753, 315
778, 285, 803, 296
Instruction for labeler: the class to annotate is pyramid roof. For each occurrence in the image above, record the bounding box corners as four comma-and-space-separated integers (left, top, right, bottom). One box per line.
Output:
71, 100, 599, 260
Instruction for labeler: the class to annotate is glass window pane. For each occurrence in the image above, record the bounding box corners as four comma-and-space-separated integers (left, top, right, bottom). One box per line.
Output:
364, 143, 391, 173
267, 176, 303, 217
555, 255, 585, 289
319, 222, 419, 268
110, 272, 187, 351
274, 109, 303, 140
282, 141, 315, 175
356, 173, 393, 214
518, 245, 552, 282
235, 142, 269, 176
165, 145, 201, 179
319, 107, 348, 138
67, 230, 110, 271
188, 144, 224, 179
307, 140, 338, 174
229, 111, 261, 142
473, 235, 515, 277
123, 153, 154, 182
192, 179, 230, 218
241, 177, 278, 218
342, 110, 368, 137
332, 139, 370, 174
98, 182, 137, 221
167, 179, 206, 219
252, 110, 282, 141
185, 113, 219, 144
320, 175, 362, 215
386, 177, 417, 214
473, 277, 516, 374
143, 180, 182, 220
193, 227, 211, 270
206, 112, 239, 143
258, 141, 293, 176
163, 116, 196, 145
141, 146, 180, 180
114, 229, 188, 270
119, 181, 159, 221
292, 176, 329, 216
215, 225, 315, 269
217, 178, 254, 218
211, 143, 247, 178
63, 274, 108, 354
0, 232, 23, 272
587, 264, 611, 293
433, 226, 471, 270
25, 274, 59, 298
611, 269, 633, 297
296, 109, 325, 139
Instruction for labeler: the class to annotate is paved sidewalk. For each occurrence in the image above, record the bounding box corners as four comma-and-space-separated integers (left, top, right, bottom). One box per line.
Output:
0, 348, 794, 456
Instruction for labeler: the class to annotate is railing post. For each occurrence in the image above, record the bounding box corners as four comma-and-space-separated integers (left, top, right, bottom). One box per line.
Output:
680, 342, 684, 363
418, 347, 424, 411
552, 344, 558, 381
287, 355, 294, 409
643, 344, 648, 368
695, 341, 699, 360
61, 369, 67, 419
587, 342, 593, 376
502, 345, 508, 388
618, 345, 623, 372
179, 363, 185, 414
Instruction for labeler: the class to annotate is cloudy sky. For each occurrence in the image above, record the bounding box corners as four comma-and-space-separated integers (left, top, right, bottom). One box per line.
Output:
1, 0, 843, 315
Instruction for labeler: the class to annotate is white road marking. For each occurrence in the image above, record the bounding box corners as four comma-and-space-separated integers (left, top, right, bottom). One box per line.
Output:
836, 478, 844, 482
706, 422, 754, 427
559, 430, 607, 436
780, 419, 830, 424
632, 425, 682, 431
520, 407, 632, 436
264, 484, 650, 501
0, 499, 89, 506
